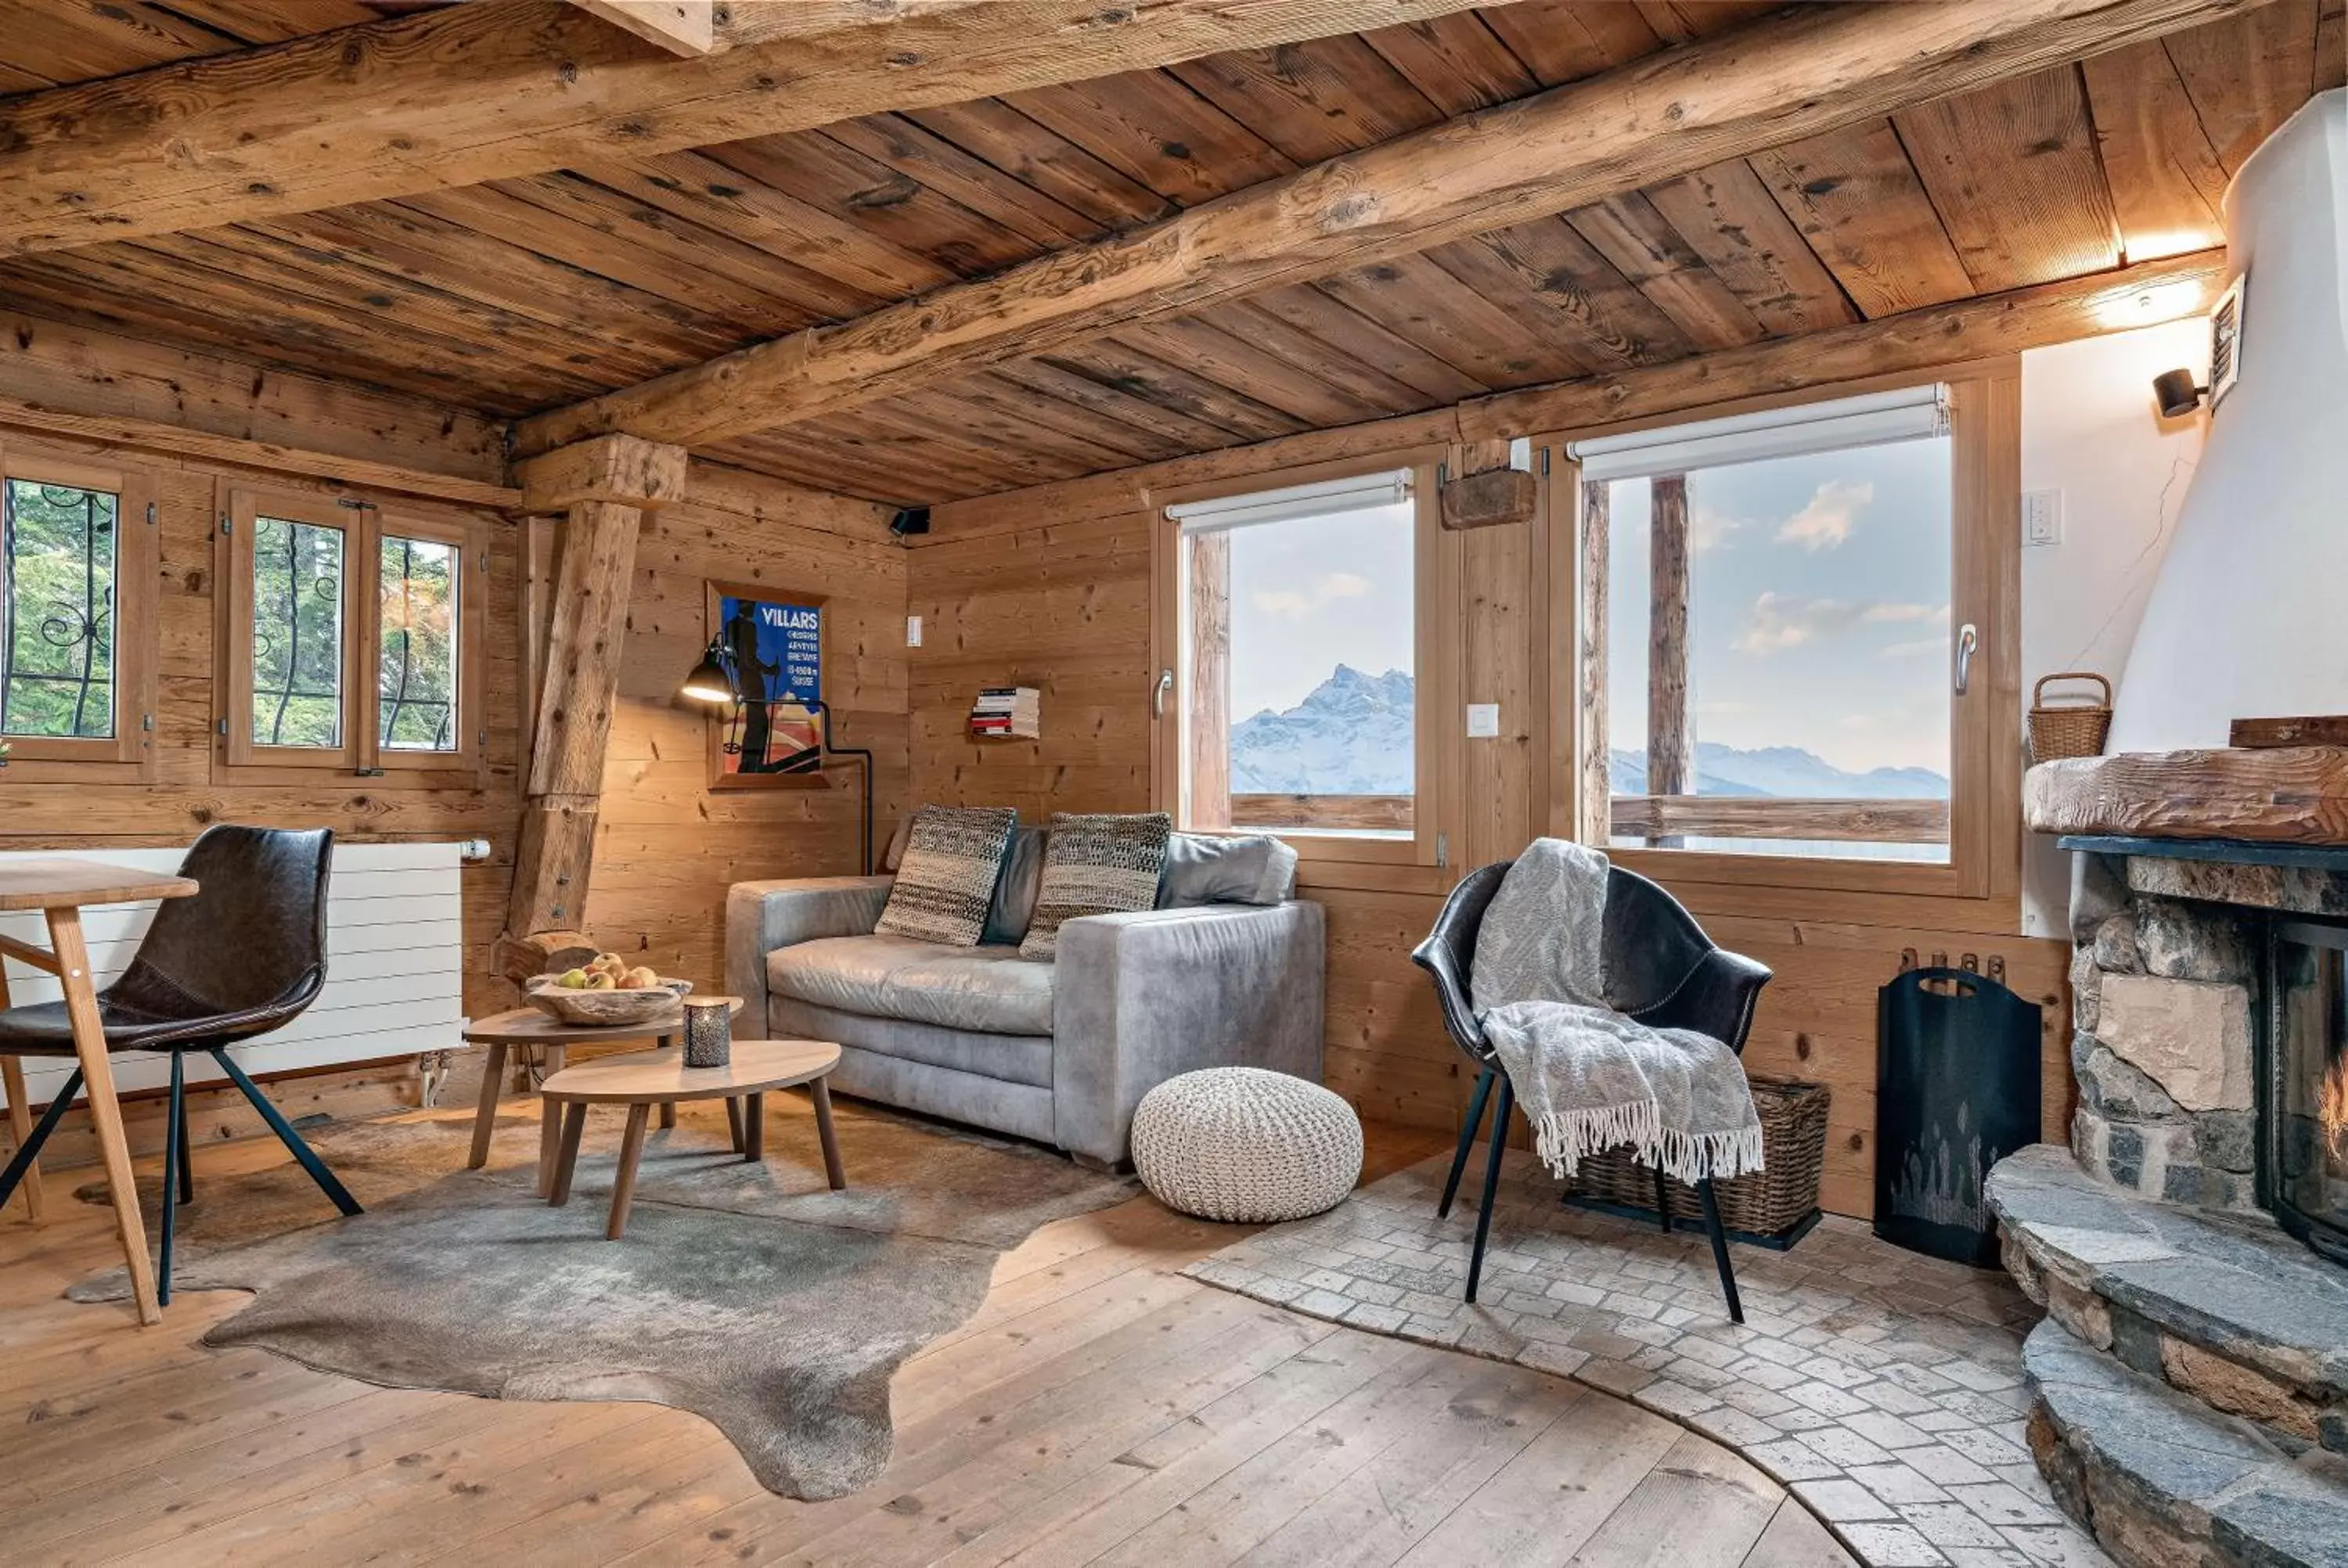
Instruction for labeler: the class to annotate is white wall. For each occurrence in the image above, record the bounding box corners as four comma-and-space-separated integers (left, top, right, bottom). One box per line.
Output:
2015, 320, 2209, 935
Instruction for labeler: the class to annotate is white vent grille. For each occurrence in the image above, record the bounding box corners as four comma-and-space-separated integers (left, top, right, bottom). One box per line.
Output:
2209, 273, 2246, 408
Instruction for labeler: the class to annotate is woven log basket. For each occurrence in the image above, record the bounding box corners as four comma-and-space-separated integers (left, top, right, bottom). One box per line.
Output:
1566, 1074, 1829, 1237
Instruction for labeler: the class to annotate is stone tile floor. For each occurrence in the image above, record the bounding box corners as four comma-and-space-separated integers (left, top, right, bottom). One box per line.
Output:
1184, 1146, 2112, 1568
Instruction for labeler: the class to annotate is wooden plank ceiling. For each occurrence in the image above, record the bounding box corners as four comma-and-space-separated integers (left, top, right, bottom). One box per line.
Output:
0, 0, 2337, 505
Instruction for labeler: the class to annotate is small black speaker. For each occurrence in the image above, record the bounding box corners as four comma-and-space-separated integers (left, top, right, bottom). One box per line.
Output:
890, 506, 931, 538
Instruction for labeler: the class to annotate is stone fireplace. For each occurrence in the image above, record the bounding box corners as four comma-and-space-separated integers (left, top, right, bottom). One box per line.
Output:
2062, 842, 2348, 1248
1986, 839, 2348, 1568
1987, 81, 2348, 1568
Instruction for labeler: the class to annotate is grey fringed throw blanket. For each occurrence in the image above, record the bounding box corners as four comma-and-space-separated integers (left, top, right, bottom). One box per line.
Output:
1472, 838, 1763, 1185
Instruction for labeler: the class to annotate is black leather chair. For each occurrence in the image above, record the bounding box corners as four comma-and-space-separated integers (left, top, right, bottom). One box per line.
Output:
0, 825, 362, 1303
1410, 858, 1771, 1318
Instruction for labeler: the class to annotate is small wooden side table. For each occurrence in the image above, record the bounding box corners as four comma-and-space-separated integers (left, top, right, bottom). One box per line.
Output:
461, 1001, 741, 1195
538, 1038, 845, 1239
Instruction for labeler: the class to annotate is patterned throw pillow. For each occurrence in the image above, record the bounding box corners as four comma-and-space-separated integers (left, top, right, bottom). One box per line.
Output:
875, 805, 1018, 948
1019, 812, 1173, 961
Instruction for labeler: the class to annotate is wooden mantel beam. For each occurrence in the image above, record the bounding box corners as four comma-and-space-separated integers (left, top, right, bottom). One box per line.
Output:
518, 0, 2269, 456
0, 0, 1498, 256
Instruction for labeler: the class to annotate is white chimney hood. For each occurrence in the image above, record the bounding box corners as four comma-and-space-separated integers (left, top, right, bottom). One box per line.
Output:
2106, 88, 2348, 752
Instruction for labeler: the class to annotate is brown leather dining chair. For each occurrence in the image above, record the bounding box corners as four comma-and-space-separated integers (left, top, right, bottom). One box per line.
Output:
0, 825, 362, 1304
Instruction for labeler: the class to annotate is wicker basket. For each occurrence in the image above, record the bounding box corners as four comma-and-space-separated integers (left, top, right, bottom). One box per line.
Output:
1567, 1074, 1831, 1238
2029, 671, 2112, 761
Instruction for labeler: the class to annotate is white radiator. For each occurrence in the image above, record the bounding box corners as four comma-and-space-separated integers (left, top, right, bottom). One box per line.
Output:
0, 840, 465, 1109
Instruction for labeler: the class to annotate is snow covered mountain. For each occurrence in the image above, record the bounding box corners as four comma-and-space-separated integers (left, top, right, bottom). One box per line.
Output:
1230, 668, 1947, 799
1611, 743, 1948, 800
1230, 665, 1413, 794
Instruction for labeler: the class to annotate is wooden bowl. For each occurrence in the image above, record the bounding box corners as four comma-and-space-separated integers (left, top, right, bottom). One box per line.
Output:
524, 975, 692, 1028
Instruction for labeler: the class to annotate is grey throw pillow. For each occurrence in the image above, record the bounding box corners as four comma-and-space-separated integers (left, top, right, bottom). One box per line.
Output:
980, 824, 1049, 946
1019, 812, 1172, 961
1157, 832, 1298, 908
874, 805, 1017, 948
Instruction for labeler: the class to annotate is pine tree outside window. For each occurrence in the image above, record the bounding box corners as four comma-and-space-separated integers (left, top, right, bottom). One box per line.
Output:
221, 486, 485, 782
0, 442, 157, 779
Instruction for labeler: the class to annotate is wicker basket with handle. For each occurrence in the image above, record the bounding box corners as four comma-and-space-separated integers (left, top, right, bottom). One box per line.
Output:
2029, 671, 2113, 761
1566, 1074, 1830, 1238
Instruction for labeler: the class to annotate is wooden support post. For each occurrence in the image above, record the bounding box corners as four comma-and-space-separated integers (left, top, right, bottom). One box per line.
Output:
1185, 530, 1232, 832
1647, 473, 1692, 847
1577, 478, 1611, 847
499, 435, 687, 982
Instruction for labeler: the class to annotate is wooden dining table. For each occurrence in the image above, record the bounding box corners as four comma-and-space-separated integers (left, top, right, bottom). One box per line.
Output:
0, 858, 200, 1326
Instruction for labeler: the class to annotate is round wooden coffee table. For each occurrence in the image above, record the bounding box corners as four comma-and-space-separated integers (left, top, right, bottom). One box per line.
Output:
461, 1000, 744, 1196
537, 1038, 845, 1239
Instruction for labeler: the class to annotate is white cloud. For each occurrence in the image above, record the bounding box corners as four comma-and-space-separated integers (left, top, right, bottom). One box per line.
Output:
1863, 601, 1950, 625
1731, 592, 1870, 654
1250, 571, 1374, 619
1690, 503, 1745, 555
1774, 479, 1874, 552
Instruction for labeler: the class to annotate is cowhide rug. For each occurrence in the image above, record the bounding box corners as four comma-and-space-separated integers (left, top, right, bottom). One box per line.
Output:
71, 1093, 1136, 1500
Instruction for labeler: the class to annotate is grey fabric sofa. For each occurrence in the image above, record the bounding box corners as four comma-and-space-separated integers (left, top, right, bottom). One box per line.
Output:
726, 829, 1324, 1167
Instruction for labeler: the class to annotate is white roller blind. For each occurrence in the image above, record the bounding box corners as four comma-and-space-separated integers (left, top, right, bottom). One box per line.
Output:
1166, 468, 1412, 534
1568, 385, 1948, 483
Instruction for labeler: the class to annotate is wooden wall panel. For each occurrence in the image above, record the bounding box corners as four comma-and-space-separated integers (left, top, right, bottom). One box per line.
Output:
915, 415, 2073, 1221
581, 479, 906, 992
0, 324, 901, 1161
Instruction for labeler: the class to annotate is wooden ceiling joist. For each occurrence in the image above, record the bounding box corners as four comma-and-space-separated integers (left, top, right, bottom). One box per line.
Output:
517, 0, 2271, 458
0, 0, 1500, 255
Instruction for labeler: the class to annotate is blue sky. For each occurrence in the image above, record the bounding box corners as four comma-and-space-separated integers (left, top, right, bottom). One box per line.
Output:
1225, 498, 1415, 719
1211, 435, 1953, 778
1607, 437, 1953, 776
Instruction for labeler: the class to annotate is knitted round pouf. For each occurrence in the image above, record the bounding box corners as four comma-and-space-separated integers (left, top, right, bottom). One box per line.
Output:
1131, 1066, 1363, 1223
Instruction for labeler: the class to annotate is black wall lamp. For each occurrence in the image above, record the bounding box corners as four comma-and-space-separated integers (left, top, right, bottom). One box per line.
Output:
2152, 368, 2209, 419
677, 638, 733, 705
675, 648, 875, 875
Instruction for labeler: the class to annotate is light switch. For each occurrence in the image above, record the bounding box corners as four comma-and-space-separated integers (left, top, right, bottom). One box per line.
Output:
906, 615, 924, 647
2023, 488, 2063, 547
1466, 703, 1500, 738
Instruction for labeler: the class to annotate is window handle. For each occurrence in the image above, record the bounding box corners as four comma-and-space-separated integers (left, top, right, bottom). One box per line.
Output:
1953, 623, 1978, 696
1154, 668, 1173, 719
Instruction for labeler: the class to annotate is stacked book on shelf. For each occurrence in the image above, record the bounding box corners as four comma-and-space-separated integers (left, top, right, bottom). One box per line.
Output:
968, 686, 1040, 739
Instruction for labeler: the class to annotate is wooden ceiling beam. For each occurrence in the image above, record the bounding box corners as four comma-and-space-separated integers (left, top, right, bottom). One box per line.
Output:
924, 247, 2228, 533
564, 2, 718, 58
0, 0, 1499, 255
517, 0, 2272, 455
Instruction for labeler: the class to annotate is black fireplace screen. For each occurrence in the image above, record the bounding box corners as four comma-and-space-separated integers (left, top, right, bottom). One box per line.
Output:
2265, 919, 2348, 1266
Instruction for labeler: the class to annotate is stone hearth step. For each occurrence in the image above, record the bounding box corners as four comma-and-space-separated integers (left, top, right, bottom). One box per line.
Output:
2025, 1319, 2348, 1568
1987, 1145, 2348, 1455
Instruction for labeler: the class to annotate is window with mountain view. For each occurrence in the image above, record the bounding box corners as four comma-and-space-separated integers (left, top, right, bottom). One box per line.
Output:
1170, 469, 1417, 840
1578, 384, 1956, 865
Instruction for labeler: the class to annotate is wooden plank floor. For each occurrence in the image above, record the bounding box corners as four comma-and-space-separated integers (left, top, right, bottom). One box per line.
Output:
0, 1105, 1856, 1568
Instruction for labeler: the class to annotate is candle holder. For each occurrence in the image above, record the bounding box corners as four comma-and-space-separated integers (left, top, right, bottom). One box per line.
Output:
682, 997, 733, 1068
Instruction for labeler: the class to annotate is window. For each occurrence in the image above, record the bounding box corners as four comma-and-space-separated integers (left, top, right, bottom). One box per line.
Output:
376, 529, 463, 753
0, 443, 156, 777
222, 487, 484, 779
1162, 462, 1435, 859
1568, 373, 2014, 891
